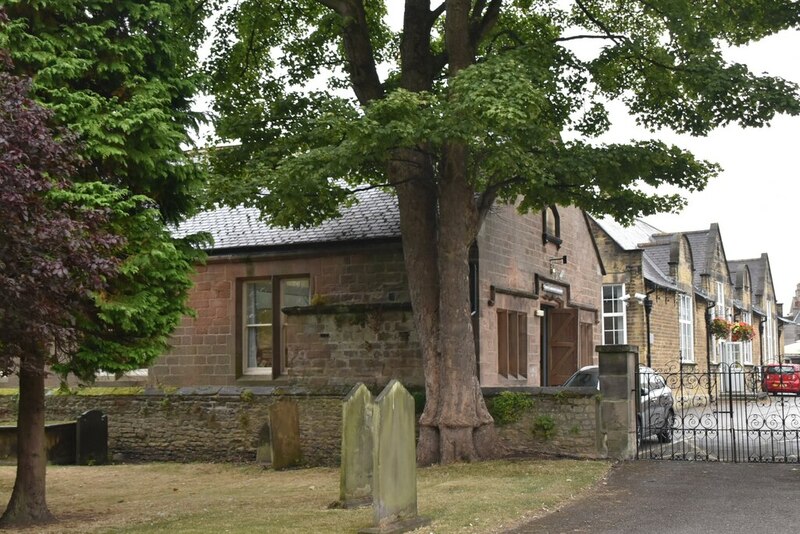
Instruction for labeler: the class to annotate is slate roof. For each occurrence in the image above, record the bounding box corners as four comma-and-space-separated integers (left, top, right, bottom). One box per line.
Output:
639, 242, 677, 290
590, 215, 661, 251
729, 256, 768, 297
173, 188, 401, 252
681, 230, 714, 288
589, 215, 681, 289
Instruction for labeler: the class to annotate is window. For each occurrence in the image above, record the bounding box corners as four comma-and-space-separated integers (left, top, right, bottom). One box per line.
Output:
679, 293, 694, 363
715, 281, 729, 319
723, 342, 743, 366
497, 309, 527, 379
469, 242, 479, 316
741, 311, 753, 365
713, 281, 728, 363
602, 284, 627, 344
542, 205, 562, 246
241, 277, 309, 377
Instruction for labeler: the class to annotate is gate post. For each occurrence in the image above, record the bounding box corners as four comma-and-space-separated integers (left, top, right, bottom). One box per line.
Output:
598, 345, 638, 460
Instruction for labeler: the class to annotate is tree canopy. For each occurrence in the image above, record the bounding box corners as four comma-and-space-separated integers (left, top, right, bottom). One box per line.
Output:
204, 0, 800, 226
0, 68, 118, 374
203, 1, 800, 465
0, 0, 210, 523
0, 0, 208, 222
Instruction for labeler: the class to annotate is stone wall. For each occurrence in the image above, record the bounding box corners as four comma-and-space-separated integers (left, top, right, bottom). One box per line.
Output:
0, 389, 344, 466
0, 384, 621, 465
478, 205, 604, 387
487, 389, 602, 459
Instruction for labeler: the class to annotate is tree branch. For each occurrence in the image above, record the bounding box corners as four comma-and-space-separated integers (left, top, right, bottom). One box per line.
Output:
556, 33, 627, 43
470, 0, 503, 51
574, 0, 624, 46
315, 0, 383, 105
475, 175, 525, 224
315, 0, 347, 14
430, 1, 446, 24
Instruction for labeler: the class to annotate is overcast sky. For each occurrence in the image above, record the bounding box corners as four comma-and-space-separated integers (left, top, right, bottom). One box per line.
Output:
620, 31, 800, 310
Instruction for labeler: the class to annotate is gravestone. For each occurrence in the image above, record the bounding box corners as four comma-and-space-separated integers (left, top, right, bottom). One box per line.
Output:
360, 380, 429, 534
339, 383, 374, 508
76, 409, 108, 465
257, 401, 302, 469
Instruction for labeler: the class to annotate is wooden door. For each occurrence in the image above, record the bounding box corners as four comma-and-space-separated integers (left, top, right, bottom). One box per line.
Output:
548, 308, 579, 385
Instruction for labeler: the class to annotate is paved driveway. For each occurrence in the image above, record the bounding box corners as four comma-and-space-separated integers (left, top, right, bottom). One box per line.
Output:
506, 460, 800, 534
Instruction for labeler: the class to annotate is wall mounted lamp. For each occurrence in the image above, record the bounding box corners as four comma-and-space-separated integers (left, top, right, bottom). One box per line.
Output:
549, 255, 567, 279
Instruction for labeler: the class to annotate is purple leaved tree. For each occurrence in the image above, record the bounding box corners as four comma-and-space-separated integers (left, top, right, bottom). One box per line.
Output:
0, 58, 122, 526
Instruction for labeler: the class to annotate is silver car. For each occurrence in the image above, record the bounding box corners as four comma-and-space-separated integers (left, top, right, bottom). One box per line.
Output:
563, 365, 675, 443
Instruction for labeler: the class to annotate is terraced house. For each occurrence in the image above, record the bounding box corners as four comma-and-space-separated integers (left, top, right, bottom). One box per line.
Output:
589, 217, 786, 386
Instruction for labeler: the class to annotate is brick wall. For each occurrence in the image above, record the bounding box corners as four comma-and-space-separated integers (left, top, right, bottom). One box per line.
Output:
647, 288, 681, 370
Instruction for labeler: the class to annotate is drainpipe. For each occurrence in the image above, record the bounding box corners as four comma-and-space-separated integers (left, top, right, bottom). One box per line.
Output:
644, 291, 654, 368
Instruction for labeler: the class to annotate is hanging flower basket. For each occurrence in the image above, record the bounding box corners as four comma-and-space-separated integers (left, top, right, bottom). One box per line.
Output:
710, 317, 731, 339
731, 321, 756, 342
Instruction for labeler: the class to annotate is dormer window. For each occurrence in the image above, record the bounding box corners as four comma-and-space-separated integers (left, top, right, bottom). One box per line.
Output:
542, 205, 562, 247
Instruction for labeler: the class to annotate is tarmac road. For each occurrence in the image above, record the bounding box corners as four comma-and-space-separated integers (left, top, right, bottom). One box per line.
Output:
506, 460, 800, 534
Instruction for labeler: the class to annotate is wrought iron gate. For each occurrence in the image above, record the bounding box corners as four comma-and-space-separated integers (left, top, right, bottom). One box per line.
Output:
637, 363, 800, 463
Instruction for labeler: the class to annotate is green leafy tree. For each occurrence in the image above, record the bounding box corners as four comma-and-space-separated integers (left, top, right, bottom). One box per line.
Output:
0, 0, 207, 222
206, 0, 800, 465
0, 0, 209, 524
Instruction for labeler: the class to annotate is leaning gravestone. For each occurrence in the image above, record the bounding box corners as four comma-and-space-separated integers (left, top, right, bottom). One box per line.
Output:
76, 409, 108, 465
359, 380, 429, 534
257, 400, 302, 469
339, 383, 374, 508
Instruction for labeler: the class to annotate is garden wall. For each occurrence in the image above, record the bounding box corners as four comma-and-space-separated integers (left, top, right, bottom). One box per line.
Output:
484, 388, 602, 459
0, 386, 608, 466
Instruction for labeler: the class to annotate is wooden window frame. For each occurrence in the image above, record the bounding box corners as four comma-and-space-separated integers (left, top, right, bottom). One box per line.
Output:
237, 275, 310, 379
497, 309, 528, 379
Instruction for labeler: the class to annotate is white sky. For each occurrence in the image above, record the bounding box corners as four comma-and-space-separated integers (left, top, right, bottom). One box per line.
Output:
625, 31, 800, 310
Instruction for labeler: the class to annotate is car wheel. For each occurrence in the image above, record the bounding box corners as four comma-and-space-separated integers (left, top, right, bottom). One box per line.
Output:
657, 411, 674, 443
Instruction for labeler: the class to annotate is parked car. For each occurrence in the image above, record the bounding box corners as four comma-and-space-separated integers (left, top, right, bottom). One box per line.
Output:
761, 363, 800, 395
562, 365, 675, 443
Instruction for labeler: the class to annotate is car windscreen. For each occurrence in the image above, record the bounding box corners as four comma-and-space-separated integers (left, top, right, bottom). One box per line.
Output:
564, 371, 598, 388
766, 366, 797, 375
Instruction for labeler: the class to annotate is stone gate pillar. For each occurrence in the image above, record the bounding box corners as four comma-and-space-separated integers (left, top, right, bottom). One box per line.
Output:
598, 344, 638, 460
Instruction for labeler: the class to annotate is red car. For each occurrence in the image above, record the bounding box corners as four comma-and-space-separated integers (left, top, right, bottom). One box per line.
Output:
762, 364, 800, 395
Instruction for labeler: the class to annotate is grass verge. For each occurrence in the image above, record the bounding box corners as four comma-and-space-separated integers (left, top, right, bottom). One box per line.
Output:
0, 459, 610, 533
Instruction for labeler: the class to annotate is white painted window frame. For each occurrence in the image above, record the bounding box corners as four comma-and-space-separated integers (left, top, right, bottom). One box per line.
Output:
602, 283, 627, 345
679, 293, 694, 363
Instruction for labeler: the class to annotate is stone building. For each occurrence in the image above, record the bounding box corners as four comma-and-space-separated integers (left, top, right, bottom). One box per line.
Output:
138, 190, 605, 390
783, 283, 800, 346
729, 254, 785, 366
589, 217, 785, 377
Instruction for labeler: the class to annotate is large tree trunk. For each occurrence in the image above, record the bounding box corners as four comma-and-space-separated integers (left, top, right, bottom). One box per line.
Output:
427, 142, 498, 464
389, 146, 499, 465
389, 150, 443, 465
384, 0, 501, 465
0, 350, 53, 527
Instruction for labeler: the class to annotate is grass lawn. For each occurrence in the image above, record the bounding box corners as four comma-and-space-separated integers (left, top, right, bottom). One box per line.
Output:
0, 459, 610, 533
